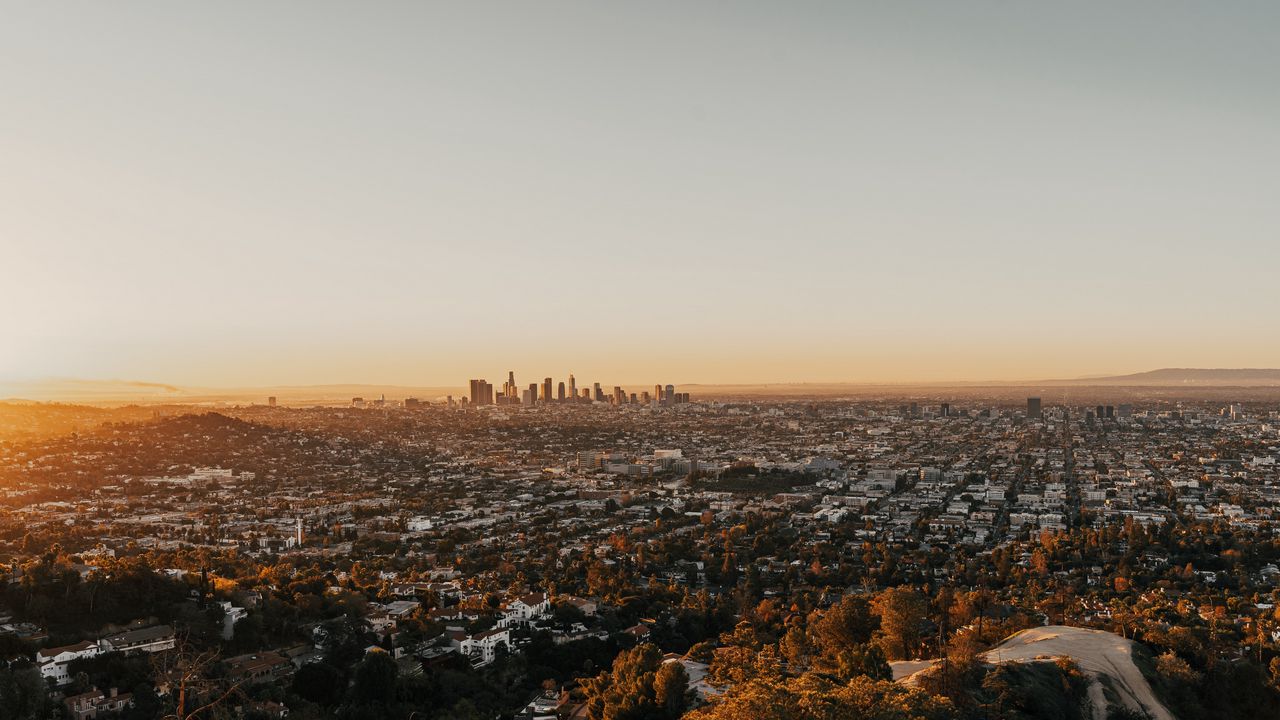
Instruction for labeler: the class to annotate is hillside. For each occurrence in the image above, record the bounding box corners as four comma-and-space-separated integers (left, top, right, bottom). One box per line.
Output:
1056, 368, 1280, 387
895, 626, 1175, 720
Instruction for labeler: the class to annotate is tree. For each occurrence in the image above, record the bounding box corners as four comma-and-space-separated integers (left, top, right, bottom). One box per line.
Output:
684, 673, 954, 720
349, 652, 398, 708
809, 594, 877, 669
580, 643, 669, 720
873, 587, 928, 660
654, 661, 690, 719
151, 638, 243, 720
291, 662, 346, 707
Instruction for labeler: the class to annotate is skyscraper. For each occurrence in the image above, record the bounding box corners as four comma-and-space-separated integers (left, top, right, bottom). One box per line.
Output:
1027, 397, 1042, 419
543, 377, 553, 403
557, 381, 566, 401
528, 383, 538, 404
568, 374, 577, 402
665, 385, 675, 404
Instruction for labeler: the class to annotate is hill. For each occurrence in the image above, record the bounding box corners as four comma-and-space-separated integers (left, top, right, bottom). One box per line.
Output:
1053, 368, 1280, 387
894, 626, 1174, 720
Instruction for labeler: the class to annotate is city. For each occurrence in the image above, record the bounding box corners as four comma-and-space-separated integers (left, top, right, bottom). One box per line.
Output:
0, 388, 1278, 718
6, 2, 1279, 719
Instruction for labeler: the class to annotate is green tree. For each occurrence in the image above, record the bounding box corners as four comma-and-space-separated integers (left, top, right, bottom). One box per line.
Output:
349, 652, 397, 708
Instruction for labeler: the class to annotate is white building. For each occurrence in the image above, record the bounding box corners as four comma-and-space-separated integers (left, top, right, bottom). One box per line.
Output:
37, 640, 103, 685
499, 592, 551, 627
459, 628, 510, 667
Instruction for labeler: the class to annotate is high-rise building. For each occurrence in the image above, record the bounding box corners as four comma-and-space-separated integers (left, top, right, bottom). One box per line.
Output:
1027, 397, 1042, 419
613, 386, 625, 404
543, 377, 553, 403
467, 379, 494, 405
665, 385, 675, 404
593, 383, 604, 402
940, 402, 950, 417
267, 396, 276, 407
568, 374, 577, 401
557, 381, 566, 401
528, 383, 538, 404
654, 384, 663, 403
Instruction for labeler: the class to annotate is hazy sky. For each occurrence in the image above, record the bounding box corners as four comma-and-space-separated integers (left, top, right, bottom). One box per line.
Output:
3, 2, 1278, 387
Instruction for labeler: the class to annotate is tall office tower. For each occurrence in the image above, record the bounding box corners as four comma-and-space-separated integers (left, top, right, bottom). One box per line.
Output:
654, 384, 663, 402
641, 391, 651, 404
568, 374, 577, 401
630, 393, 638, 404
267, 396, 276, 407
508, 371, 516, 395
557, 381, 566, 401
469, 379, 480, 405
1105, 405, 1115, 419
446, 395, 454, 408
483, 382, 495, 405
581, 388, 590, 400
593, 383, 604, 402
1096, 405, 1105, 419
665, 385, 675, 404
613, 386, 625, 404
521, 388, 533, 405
940, 402, 950, 417
528, 383, 538, 404
1027, 397, 1042, 419
543, 377, 553, 403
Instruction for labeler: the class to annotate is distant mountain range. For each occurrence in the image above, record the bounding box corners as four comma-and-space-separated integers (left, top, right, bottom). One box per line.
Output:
1045, 368, 1280, 386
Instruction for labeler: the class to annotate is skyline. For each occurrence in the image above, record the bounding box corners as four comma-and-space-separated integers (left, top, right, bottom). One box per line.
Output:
5, 2, 1280, 387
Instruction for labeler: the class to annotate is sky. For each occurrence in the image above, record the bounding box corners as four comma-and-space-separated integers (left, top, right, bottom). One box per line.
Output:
2, 2, 1278, 389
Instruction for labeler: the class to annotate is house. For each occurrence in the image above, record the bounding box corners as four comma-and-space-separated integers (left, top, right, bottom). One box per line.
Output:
224, 651, 293, 684
499, 592, 550, 627
37, 640, 103, 685
459, 628, 510, 667
102, 624, 176, 655
559, 596, 598, 617
64, 687, 132, 719
218, 601, 248, 641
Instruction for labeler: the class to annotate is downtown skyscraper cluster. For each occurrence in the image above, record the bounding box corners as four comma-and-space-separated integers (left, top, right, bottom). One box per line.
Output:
466, 372, 689, 407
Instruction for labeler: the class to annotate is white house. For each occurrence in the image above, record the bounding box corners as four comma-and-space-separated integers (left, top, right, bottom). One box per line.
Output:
218, 601, 248, 640
459, 628, 510, 667
499, 592, 550, 627
37, 640, 103, 685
